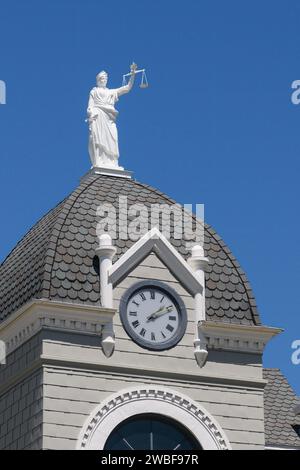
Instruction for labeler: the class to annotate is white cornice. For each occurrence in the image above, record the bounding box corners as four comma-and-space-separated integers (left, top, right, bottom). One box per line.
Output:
200, 320, 282, 354
0, 299, 116, 355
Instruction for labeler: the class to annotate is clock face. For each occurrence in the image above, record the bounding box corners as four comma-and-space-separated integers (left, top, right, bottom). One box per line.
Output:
120, 281, 187, 351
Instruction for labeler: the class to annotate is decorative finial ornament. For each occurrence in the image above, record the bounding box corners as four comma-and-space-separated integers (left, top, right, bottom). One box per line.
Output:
87, 62, 148, 171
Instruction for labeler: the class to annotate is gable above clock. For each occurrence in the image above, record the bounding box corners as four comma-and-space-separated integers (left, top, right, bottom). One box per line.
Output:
108, 227, 204, 296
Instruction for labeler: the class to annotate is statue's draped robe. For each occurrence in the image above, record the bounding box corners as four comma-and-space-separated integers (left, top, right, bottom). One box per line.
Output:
88, 87, 119, 162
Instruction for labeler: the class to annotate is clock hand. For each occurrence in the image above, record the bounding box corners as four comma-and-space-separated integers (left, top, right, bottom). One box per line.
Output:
146, 306, 164, 322
146, 306, 173, 322
152, 305, 173, 320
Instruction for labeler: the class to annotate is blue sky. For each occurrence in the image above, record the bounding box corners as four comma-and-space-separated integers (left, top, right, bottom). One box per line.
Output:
0, 0, 299, 393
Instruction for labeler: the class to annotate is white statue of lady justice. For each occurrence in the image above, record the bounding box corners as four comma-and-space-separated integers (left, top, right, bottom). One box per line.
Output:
87, 63, 138, 169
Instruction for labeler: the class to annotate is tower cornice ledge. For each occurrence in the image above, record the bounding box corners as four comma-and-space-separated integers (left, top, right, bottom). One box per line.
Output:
0, 299, 116, 356
199, 320, 282, 354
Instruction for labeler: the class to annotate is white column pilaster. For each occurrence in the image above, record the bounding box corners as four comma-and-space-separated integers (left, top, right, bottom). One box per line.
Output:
188, 245, 209, 368
95, 234, 116, 357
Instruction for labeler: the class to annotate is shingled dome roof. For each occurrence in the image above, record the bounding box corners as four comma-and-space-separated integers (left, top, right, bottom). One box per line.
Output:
264, 369, 300, 448
0, 173, 261, 325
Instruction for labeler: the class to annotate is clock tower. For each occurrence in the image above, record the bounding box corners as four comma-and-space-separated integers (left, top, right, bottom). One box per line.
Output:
0, 167, 284, 450
0, 68, 299, 450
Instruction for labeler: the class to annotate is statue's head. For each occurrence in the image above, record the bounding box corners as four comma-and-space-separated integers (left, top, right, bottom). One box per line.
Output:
96, 71, 108, 87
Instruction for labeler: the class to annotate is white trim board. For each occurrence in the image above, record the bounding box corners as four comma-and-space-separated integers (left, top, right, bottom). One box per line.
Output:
109, 228, 203, 296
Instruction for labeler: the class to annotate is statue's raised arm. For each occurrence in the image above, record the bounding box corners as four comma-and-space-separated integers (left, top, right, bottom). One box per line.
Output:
116, 62, 137, 97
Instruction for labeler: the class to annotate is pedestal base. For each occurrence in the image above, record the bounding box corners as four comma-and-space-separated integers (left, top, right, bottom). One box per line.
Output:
81, 166, 133, 182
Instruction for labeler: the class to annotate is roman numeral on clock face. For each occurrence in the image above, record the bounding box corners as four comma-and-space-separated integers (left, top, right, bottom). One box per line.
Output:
150, 290, 155, 299
140, 328, 146, 337
166, 324, 174, 333
132, 320, 140, 328
139, 292, 146, 301
151, 332, 155, 341
169, 315, 176, 321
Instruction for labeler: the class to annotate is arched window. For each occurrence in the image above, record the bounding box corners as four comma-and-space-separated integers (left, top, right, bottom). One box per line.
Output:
77, 387, 231, 450
104, 413, 202, 450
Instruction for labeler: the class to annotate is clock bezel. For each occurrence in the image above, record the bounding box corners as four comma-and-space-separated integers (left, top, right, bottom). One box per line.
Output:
119, 280, 188, 351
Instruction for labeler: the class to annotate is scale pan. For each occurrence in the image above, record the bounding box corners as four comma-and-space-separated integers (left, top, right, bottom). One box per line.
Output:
140, 83, 149, 89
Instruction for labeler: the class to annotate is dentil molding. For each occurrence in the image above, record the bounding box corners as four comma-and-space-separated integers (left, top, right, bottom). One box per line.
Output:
0, 299, 115, 355
76, 386, 232, 450
200, 321, 282, 354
